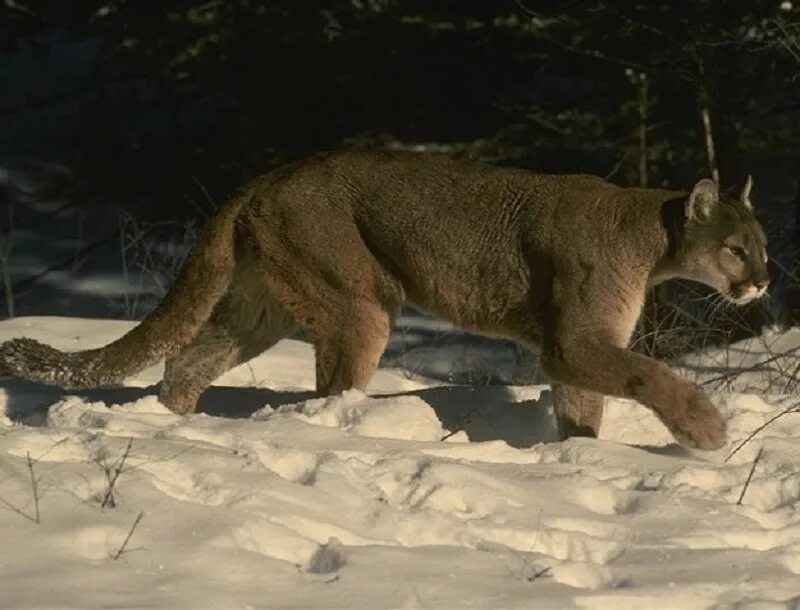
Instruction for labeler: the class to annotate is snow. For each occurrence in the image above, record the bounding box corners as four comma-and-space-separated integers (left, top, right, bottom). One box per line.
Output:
1, 316, 799, 609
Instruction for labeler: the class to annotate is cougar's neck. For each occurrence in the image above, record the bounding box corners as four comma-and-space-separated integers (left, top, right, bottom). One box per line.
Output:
647, 194, 689, 287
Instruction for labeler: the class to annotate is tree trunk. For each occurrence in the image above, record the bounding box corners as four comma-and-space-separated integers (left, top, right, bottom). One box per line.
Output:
793, 180, 800, 325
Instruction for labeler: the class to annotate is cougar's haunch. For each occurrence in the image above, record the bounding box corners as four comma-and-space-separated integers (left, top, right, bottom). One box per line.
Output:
0, 151, 769, 447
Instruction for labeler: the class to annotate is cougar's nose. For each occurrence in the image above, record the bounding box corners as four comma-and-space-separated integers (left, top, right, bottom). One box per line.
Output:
754, 279, 769, 291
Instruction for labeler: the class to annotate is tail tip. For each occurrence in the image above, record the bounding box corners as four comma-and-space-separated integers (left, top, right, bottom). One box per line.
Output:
0, 337, 80, 383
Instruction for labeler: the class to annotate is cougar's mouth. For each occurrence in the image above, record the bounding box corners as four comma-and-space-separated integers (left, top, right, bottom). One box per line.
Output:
726, 282, 765, 305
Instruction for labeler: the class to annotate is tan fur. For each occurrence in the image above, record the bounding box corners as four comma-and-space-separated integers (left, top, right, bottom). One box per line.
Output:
0, 152, 770, 449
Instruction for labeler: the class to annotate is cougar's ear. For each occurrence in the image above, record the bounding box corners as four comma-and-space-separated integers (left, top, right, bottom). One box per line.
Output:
686, 178, 719, 222
741, 174, 754, 211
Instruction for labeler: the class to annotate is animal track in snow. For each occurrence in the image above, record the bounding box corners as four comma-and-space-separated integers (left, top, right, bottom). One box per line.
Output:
474, 523, 625, 564
545, 516, 629, 540
725, 595, 800, 610
305, 537, 347, 574
60, 524, 135, 562
263, 390, 446, 442
549, 560, 617, 590
780, 545, 800, 575
673, 523, 800, 552
363, 457, 524, 517
733, 473, 800, 512
567, 479, 638, 516
235, 440, 324, 485
572, 585, 727, 610
45, 396, 181, 438
221, 517, 320, 566
138, 461, 248, 507
668, 464, 742, 493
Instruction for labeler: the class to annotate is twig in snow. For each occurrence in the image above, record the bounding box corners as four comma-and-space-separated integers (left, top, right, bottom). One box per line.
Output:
0, 495, 38, 523
0, 435, 89, 523
26, 452, 40, 523
736, 446, 763, 505
246, 361, 259, 387
526, 566, 551, 582
97, 437, 134, 509
0, 450, 41, 523
112, 511, 144, 560
725, 401, 800, 463
500, 508, 551, 583
440, 401, 489, 441
440, 428, 461, 441
700, 346, 800, 390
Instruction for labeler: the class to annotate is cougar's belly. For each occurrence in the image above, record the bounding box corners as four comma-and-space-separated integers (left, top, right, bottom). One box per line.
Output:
363, 231, 529, 333
218, 256, 297, 347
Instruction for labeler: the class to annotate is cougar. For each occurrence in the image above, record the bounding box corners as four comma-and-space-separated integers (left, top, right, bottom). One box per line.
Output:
0, 152, 770, 449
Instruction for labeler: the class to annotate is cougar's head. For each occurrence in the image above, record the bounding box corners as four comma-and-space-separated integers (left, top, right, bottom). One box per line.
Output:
678, 176, 770, 305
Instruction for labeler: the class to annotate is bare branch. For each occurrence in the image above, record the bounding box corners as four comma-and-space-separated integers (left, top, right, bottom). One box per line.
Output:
0, 451, 41, 523
97, 438, 134, 509
112, 511, 144, 560
725, 401, 800, 462
26, 452, 40, 524
736, 446, 763, 505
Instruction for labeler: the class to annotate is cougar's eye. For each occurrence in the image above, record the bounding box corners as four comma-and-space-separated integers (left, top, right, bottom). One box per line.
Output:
726, 245, 748, 261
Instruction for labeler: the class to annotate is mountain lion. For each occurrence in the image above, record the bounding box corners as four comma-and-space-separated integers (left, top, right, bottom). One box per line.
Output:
0, 152, 770, 449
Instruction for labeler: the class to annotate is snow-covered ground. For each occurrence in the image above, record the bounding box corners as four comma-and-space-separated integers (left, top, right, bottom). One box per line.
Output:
1, 316, 799, 609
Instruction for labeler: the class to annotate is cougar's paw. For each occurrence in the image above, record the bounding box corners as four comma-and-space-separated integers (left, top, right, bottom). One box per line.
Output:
665, 391, 727, 451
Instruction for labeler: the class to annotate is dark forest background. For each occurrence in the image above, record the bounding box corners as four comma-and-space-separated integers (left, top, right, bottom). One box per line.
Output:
1, 1, 798, 359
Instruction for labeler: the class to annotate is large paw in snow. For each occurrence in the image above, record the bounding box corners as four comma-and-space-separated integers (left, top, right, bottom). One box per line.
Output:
662, 389, 727, 451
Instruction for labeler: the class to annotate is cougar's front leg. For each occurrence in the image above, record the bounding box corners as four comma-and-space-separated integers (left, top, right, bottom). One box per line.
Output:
552, 384, 604, 440
542, 321, 726, 449
540, 276, 726, 450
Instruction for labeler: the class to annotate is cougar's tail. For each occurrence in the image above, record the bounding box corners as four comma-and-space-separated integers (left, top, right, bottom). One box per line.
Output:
0, 191, 248, 389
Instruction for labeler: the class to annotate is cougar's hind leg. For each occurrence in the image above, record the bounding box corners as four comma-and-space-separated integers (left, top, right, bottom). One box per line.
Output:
552, 384, 604, 440
247, 255, 397, 397
313, 300, 392, 396
160, 322, 239, 415
237, 184, 403, 399
160, 280, 297, 414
